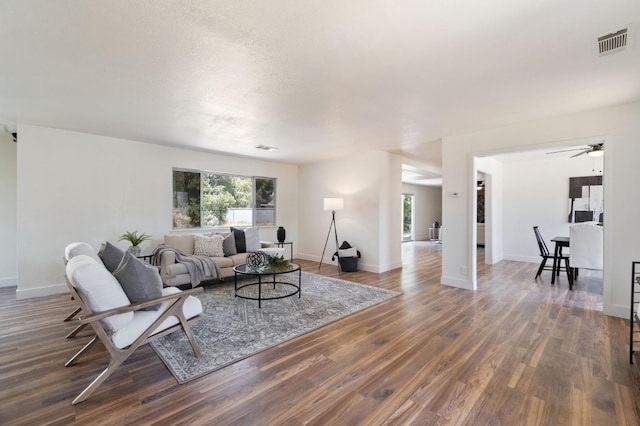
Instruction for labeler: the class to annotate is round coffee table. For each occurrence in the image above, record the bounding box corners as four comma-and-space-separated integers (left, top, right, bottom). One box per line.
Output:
233, 263, 301, 308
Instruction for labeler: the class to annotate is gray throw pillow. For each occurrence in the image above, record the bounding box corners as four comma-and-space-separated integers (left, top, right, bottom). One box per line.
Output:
98, 241, 125, 273
231, 227, 246, 253
244, 227, 261, 252
112, 251, 163, 310
222, 233, 237, 256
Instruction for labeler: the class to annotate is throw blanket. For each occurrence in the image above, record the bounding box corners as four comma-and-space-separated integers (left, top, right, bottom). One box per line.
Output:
152, 245, 221, 287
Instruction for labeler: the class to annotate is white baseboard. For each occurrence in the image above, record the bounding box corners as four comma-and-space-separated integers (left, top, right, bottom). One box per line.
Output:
503, 255, 539, 263
0, 277, 17, 287
441, 276, 475, 290
604, 303, 629, 319
16, 283, 68, 300
375, 260, 403, 273
297, 252, 333, 264
296, 253, 400, 274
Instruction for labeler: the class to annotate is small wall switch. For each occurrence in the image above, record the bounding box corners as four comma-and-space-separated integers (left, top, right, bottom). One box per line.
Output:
460, 266, 467, 275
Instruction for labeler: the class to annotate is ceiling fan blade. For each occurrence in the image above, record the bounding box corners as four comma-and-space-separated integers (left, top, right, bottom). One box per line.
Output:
570, 150, 588, 158
546, 147, 587, 155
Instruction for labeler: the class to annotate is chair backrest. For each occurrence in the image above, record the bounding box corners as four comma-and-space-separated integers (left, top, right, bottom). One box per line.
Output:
569, 223, 603, 270
66, 255, 134, 331
574, 210, 594, 223
533, 226, 549, 257
65, 242, 101, 263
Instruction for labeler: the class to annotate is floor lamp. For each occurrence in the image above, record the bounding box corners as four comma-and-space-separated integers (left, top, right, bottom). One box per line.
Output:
319, 197, 344, 271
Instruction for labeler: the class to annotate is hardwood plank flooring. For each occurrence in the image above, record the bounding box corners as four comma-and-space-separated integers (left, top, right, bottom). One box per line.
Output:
1, 242, 639, 425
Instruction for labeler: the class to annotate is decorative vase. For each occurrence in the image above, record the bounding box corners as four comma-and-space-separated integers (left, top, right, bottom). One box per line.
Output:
277, 226, 286, 243
246, 251, 267, 269
128, 245, 141, 256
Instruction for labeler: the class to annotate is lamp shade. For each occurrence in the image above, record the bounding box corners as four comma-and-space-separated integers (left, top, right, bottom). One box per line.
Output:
324, 198, 344, 211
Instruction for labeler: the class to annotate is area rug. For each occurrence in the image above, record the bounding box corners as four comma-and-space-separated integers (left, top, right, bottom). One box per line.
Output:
151, 271, 401, 383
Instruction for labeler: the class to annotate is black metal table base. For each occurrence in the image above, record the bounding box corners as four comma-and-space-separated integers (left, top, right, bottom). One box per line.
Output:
234, 269, 301, 308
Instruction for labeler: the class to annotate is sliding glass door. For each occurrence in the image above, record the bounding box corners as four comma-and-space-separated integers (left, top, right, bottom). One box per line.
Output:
402, 193, 415, 242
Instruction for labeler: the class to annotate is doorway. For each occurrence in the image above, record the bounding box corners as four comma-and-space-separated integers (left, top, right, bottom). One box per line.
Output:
402, 193, 415, 242
477, 173, 485, 248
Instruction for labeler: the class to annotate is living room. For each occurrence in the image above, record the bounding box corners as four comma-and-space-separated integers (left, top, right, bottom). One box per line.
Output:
2, 1, 640, 423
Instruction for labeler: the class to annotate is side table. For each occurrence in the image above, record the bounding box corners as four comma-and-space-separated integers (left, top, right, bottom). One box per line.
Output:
275, 241, 293, 261
136, 254, 154, 263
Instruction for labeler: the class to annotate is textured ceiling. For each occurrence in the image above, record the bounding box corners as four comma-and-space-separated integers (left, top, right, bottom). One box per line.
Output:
0, 1, 639, 167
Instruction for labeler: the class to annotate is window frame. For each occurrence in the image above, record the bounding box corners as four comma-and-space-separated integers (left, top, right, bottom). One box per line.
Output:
172, 167, 277, 230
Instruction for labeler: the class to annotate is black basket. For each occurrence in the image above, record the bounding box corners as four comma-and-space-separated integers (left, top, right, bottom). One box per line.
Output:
339, 256, 358, 272
332, 241, 360, 272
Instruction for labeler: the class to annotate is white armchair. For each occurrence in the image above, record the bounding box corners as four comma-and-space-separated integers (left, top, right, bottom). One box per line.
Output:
64, 253, 203, 404
569, 222, 603, 289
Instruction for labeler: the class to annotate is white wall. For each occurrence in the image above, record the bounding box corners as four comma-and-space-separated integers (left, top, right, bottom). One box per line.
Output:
401, 183, 442, 241
297, 151, 402, 273
16, 124, 298, 299
441, 101, 640, 319
0, 133, 17, 287
502, 156, 601, 263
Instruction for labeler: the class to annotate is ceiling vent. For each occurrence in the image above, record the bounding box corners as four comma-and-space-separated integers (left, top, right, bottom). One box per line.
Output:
598, 28, 627, 56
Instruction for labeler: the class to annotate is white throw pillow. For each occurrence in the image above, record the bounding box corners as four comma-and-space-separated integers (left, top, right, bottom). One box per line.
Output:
66, 255, 133, 331
194, 234, 224, 257
65, 242, 101, 263
244, 227, 261, 252
338, 247, 358, 257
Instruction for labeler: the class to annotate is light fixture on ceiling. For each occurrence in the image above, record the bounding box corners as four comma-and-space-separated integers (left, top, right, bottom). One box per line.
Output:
256, 144, 278, 152
546, 142, 604, 158
587, 146, 604, 157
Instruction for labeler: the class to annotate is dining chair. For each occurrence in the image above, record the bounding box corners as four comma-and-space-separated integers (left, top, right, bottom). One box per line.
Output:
569, 222, 603, 288
533, 226, 569, 281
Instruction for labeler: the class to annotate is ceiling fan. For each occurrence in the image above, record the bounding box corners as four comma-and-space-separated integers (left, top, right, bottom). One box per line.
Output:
546, 142, 604, 158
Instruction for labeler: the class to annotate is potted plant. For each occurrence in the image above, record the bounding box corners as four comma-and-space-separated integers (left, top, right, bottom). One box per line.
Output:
118, 230, 151, 256
265, 253, 291, 272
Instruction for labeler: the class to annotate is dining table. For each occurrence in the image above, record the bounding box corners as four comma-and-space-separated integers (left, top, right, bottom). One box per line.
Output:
550, 236, 570, 284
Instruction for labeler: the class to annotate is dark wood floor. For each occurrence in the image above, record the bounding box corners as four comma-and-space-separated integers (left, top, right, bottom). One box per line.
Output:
1, 242, 639, 425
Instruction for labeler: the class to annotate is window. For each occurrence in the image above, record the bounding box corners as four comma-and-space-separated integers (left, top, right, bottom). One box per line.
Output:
173, 170, 200, 228
172, 169, 276, 229
255, 177, 276, 225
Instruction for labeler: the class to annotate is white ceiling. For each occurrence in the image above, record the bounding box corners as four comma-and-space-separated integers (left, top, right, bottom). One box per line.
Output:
0, 1, 639, 168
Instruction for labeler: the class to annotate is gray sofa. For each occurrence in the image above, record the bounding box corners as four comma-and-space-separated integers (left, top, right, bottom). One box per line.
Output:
159, 232, 282, 286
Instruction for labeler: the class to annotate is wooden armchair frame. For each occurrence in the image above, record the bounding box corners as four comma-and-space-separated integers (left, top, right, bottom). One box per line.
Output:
62, 256, 88, 338
64, 276, 203, 404
63, 299, 88, 338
